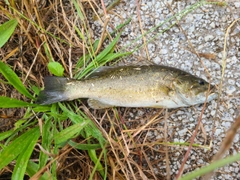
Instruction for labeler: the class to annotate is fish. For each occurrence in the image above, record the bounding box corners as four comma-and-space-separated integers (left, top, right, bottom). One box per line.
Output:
36, 65, 218, 109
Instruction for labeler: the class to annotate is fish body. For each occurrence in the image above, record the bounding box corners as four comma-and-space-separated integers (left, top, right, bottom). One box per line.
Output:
36, 65, 218, 109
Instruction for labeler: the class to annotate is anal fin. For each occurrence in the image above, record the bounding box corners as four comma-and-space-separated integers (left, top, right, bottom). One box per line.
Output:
87, 99, 114, 109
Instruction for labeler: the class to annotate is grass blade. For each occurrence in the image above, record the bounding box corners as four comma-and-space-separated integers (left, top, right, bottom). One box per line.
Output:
0, 130, 14, 141
26, 161, 49, 180
83, 51, 132, 79
77, 32, 125, 79
38, 117, 53, 170
12, 128, 40, 180
68, 141, 102, 150
58, 104, 107, 178
88, 149, 105, 178
0, 127, 39, 169
0, 96, 36, 108
0, 19, 18, 48
0, 61, 33, 99
180, 153, 240, 180
94, 32, 121, 62
58, 103, 85, 124
54, 121, 90, 145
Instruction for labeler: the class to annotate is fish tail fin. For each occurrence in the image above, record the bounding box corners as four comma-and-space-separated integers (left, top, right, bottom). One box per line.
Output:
36, 77, 71, 105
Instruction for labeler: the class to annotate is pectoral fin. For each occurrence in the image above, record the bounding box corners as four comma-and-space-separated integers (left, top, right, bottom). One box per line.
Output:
87, 99, 114, 109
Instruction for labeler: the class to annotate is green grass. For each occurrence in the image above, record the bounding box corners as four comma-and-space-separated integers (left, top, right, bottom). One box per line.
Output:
180, 153, 240, 180
0, 0, 236, 180
0, 19, 18, 48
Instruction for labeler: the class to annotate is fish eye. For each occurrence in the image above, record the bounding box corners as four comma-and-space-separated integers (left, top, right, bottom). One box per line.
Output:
198, 80, 205, 85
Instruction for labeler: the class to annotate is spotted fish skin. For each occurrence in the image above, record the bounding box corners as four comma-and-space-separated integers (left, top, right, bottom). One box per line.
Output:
36, 65, 218, 109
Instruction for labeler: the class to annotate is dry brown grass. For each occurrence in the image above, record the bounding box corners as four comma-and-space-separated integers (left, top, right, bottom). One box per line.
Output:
0, 0, 91, 123
1, 0, 94, 179
84, 107, 171, 179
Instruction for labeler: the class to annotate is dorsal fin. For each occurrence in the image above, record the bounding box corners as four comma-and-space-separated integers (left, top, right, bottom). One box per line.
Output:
85, 66, 117, 79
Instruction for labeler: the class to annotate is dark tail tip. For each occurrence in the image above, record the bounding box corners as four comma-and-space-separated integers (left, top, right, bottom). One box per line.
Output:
36, 77, 69, 105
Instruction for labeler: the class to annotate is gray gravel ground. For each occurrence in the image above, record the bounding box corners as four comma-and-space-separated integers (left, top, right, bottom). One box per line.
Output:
91, 0, 240, 179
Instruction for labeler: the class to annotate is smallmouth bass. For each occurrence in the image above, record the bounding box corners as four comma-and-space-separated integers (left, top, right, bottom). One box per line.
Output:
36, 65, 218, 109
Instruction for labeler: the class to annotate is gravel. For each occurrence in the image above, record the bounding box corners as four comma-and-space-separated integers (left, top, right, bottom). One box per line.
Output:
91, 0, 240, 179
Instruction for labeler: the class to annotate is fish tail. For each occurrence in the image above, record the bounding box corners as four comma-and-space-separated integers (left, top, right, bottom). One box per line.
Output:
36, 76, 71, 105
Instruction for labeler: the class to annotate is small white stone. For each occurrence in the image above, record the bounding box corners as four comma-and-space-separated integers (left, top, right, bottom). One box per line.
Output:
129, 112, 134, 118
147, 131, 153, 136
233, 134, 239, 143
153, 56, 161, 64
194, 14, 204, 20
180, 139, 185, 143
176, 110, 185, 115
145, 1, 151, 6
234, 2, 240, 8
210, 22, 215, 28
141, 4, 148, 11
226, 85, 236, 94
235, 167, 239, 173
204, 35, 214, 41
163, 9, 169, 14
236, 79, 240, 87
174, 138, 179, 142
185, 14, 194, 23
191, 155, 196, 160
228, 79, 235, 85
137, 110, 144, 116
188, 25, 195, 34
155, 2, 161, 9
215, 129, 222, 136
148, 43, 156, 52
222, 121, 231, 129
178, 129, 188, 136
210, 110, 216, 116
160, 49, 168, 55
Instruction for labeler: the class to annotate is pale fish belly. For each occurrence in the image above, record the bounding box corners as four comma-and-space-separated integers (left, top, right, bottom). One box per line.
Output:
88, 96, 187, 108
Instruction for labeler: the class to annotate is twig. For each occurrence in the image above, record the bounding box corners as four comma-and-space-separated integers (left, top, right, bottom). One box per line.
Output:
23, 42, 44, 83
95, 15, 110, 55
176, 102, 208, 179
100, 0, 107, 16
30, 145, 73, 180
135, 0, 150, 60
164, 109, 171, 180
